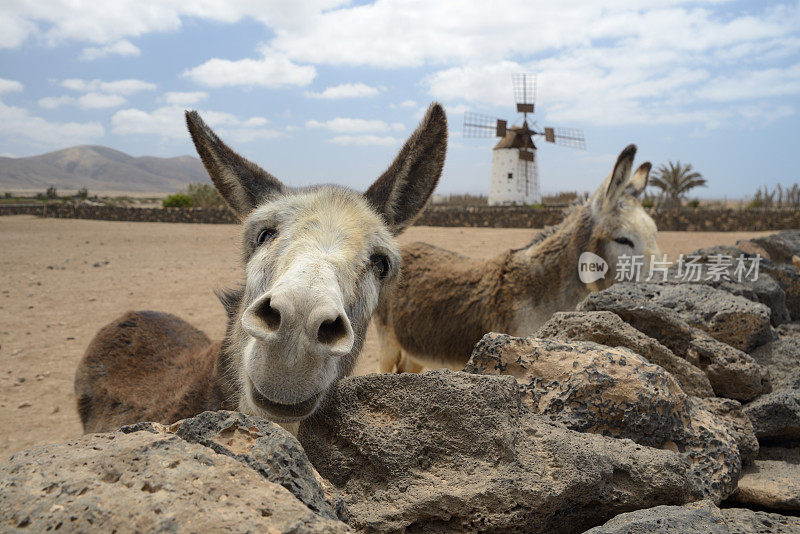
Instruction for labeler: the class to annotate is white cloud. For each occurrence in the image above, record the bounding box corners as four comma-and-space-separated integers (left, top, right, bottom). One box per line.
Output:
305, 82, 380, 99
61, 78, 156, 95
184, 52, 315, 88
695, 63, 800, 102
267, 1, 800, 69
329, 135, 401, 147
425, 62, 525, 106
0, 99, 104, 146
0, 12, 36, 48
77, 92, 126, 109
79, 39, 140, 60
0, 1, 349, 48
111, 105, 279, 142
306, 118, 403, 133
424, 28, 800, 129
3, 1, 800, 135
111, 106, 187, 138
38, 95, 74, 109
38, 92, 127, 109
0, 78, 24, 94
395, 99, 418, 108
162, 91, 209, 106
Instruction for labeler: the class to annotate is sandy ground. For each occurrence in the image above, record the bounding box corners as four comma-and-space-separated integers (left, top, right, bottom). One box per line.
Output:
0, 215, 772, 458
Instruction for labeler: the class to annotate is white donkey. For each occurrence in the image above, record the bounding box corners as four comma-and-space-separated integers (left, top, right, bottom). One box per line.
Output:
75, 103, 447, 432
375, 145, 660, 372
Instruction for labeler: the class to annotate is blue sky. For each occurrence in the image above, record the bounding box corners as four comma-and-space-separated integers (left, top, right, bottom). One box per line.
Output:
1, 0, 799, 198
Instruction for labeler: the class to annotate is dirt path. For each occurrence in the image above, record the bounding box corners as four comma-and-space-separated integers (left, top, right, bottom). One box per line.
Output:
0, 215, 771, 457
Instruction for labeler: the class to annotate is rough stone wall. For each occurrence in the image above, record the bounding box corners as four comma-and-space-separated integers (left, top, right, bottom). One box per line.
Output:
0, 203, 238, 224
1, 203, 799, 230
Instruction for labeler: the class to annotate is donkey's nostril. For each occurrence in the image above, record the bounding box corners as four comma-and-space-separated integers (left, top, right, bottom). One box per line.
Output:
317, 316, 347, 345
255, 298, 281, 332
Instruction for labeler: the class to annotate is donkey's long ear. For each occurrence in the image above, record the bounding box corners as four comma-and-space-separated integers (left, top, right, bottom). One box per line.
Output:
626, 162, 651, 198
364, 102, 447, 234
601, 144, 637, 211
186, 110, 285, 219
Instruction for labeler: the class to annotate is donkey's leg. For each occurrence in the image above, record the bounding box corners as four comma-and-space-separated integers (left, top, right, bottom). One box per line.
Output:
375, 322, 403, 373
397, 352, 425, 373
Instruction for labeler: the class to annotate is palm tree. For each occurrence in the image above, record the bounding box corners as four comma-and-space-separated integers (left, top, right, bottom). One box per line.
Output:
649, 161, 707, 208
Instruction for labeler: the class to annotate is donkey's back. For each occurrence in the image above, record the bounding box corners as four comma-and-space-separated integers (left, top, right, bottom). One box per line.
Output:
75, 310, 228, 433
374, 241, 511, 371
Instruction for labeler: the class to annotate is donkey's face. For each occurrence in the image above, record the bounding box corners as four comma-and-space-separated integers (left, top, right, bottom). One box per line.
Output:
186, 104, 447, 422
589, 145, 660, 289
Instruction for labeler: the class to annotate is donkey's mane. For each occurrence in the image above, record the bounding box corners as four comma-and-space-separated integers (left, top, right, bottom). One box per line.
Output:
519, 197, 590, 251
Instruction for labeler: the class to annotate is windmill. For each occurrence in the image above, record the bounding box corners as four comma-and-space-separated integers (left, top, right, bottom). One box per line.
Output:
463, 73, 585, 206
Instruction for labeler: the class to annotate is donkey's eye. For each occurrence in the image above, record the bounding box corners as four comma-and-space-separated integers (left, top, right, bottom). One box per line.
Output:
614, 237, 634, 247
370, 254, 390, 279
256, 229, 277, 246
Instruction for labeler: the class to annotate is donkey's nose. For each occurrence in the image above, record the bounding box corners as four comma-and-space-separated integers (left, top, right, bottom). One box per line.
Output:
253, 297, 282, 332
242, 293, 292, 340
308, 306, 354, 354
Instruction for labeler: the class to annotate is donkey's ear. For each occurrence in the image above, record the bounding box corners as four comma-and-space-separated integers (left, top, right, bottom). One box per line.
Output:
602, 144, 637, 210
364, 102, 447, 234
185, 110, 285, 219
626, 162, 651, 198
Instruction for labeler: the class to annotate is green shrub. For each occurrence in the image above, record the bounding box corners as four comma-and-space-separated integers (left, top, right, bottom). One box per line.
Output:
162, 193, 192, 208
4, 192, 11, 199
641, 198, 655, 209
687, 199, 700, 208
77, 186, 89, 199
184, 183, 224, 207
46, 186, 58, 199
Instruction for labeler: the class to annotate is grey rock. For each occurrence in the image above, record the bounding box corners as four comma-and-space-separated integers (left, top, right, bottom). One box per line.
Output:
579, 288, 771, 401
667, 245, 790, 326
746, 231, 800, 265
731, 457, 800, 511
584, 500, 728, 533
751, 337, 800, 391
298, 370, 698, 533
778, 323, 800, 338
744, 389, 800, 441
535, 310, 714, 397
581, 282, 775, 352
697, 245, 800, 322
0, 425, 349, 533
694, 396, 759, 465
721, 507, 800, 533
767, 264, 800, 321
128, 410, 343, 521
465, 333, 740, 503
585, 500, 800, 533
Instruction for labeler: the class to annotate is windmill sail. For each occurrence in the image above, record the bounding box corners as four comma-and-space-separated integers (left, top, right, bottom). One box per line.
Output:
464, 112, 506, 138
512, 73, 536, 114
517, 150, 539, 201
543, 127, 586, 150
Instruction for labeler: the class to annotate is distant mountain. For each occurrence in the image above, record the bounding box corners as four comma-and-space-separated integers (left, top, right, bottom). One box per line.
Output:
0, 146, 209, 193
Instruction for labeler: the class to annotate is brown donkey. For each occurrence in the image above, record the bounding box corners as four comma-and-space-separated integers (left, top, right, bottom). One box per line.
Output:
75, 103, 447, 433
375, 145, 659, 373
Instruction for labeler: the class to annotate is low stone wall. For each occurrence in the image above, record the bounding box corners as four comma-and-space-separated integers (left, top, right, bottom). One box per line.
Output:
1, 203, 798, 231
0, 203, 237, 224
415, 205, 567, 228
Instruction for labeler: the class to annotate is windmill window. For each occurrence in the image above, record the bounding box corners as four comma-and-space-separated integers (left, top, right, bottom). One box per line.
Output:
507, 173, 513, 180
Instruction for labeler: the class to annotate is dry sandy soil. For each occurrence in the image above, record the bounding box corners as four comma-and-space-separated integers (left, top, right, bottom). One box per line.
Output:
0, 215, 772, 458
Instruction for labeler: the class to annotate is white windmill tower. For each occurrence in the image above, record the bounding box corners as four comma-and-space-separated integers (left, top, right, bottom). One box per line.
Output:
464, 74, 586, 206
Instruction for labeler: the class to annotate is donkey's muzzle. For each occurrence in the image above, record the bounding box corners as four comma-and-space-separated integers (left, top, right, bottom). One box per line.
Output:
241, 290, 355, 356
